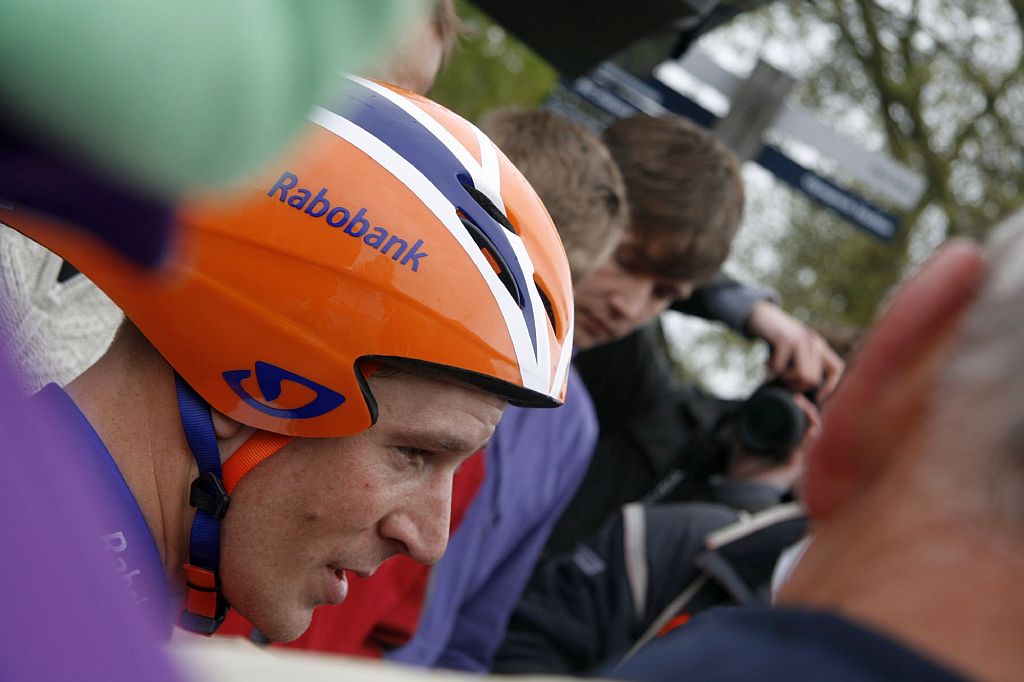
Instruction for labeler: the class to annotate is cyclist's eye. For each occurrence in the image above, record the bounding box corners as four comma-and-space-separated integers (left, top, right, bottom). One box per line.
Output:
397, 446, 433, 464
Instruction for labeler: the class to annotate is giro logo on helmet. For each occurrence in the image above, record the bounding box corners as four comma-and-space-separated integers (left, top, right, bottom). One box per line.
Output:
268, 171, 429, 272
223, 361, 346, 419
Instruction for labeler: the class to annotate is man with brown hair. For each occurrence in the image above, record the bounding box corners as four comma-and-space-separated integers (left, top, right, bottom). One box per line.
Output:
479, 107, 630, 285
579, 113, 835, 379
570, 113, 744, 353
598, 114, 745, 296
581, 114, 839, 390
550, 113, 842, 552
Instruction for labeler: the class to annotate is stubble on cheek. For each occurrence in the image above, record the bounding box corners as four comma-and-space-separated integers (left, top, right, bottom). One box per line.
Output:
214, 478, 315, 641
218, 517, 322, 642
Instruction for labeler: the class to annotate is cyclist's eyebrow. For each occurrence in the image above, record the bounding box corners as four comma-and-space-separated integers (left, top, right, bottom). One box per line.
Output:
394, 428, 491, 454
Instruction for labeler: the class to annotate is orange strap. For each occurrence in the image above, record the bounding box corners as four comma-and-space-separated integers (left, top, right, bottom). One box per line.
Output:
657, 611, 691, 638
181, 563, 224, 634
179, 431, 290, 634
222, 431, 293, 494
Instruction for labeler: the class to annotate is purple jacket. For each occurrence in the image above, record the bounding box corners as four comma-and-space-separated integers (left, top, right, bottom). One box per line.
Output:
0, 345, 181, 682
389, 367, 596, 671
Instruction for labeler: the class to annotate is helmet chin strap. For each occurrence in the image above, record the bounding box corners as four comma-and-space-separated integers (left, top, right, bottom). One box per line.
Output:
174, 375, 291, 635
222, 430, 293, 494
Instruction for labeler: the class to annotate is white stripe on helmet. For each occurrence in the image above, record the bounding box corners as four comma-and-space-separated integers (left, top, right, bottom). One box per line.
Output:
350, 77, 506, 214
552, 306, 574, 397
473, 124, 505, 214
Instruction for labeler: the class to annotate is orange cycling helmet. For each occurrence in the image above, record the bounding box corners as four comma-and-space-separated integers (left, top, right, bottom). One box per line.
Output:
5, 78, 574, 439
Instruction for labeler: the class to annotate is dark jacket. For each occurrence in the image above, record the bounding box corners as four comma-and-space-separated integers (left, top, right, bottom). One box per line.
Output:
495, 502, 808, 674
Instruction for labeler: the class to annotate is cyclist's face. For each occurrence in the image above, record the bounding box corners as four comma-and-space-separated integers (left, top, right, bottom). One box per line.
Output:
219, 370, 504, 642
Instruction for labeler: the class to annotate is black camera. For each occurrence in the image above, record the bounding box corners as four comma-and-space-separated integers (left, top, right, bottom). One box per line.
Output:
733, 383, 810, 461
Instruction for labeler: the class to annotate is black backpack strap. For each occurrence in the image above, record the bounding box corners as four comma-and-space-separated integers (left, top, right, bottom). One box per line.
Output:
620, 502, 809, 663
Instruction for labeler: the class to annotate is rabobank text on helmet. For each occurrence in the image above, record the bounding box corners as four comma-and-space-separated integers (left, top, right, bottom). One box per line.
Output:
268, 171, 428, 272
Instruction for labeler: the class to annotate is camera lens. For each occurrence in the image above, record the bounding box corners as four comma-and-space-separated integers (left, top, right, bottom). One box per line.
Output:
736, 386, 807, 458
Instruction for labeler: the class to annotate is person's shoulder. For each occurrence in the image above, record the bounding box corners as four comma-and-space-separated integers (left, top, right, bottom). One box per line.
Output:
493, 368, 597, 450
563, 365, 597, 428
608, 607, 969, 682
486, 370, 596, 507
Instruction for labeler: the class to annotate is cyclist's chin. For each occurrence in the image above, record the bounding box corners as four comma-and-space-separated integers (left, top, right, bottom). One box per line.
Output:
242, 597, 315, 644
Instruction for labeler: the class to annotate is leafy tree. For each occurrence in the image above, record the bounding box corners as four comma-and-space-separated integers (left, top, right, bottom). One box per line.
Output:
665, 0, 1024, 391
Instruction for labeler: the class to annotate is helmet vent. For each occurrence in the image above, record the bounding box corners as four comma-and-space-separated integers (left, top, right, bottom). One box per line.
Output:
457, 210, 523, 307
534, 275, 560, 338
460, 178, 519, 235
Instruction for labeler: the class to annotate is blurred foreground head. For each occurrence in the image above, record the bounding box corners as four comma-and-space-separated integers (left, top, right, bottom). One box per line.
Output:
0, 0, 421, 266
779, 210, 1024, 682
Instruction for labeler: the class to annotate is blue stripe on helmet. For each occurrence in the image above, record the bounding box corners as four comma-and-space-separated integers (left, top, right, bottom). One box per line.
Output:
331, 81, 540, 355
